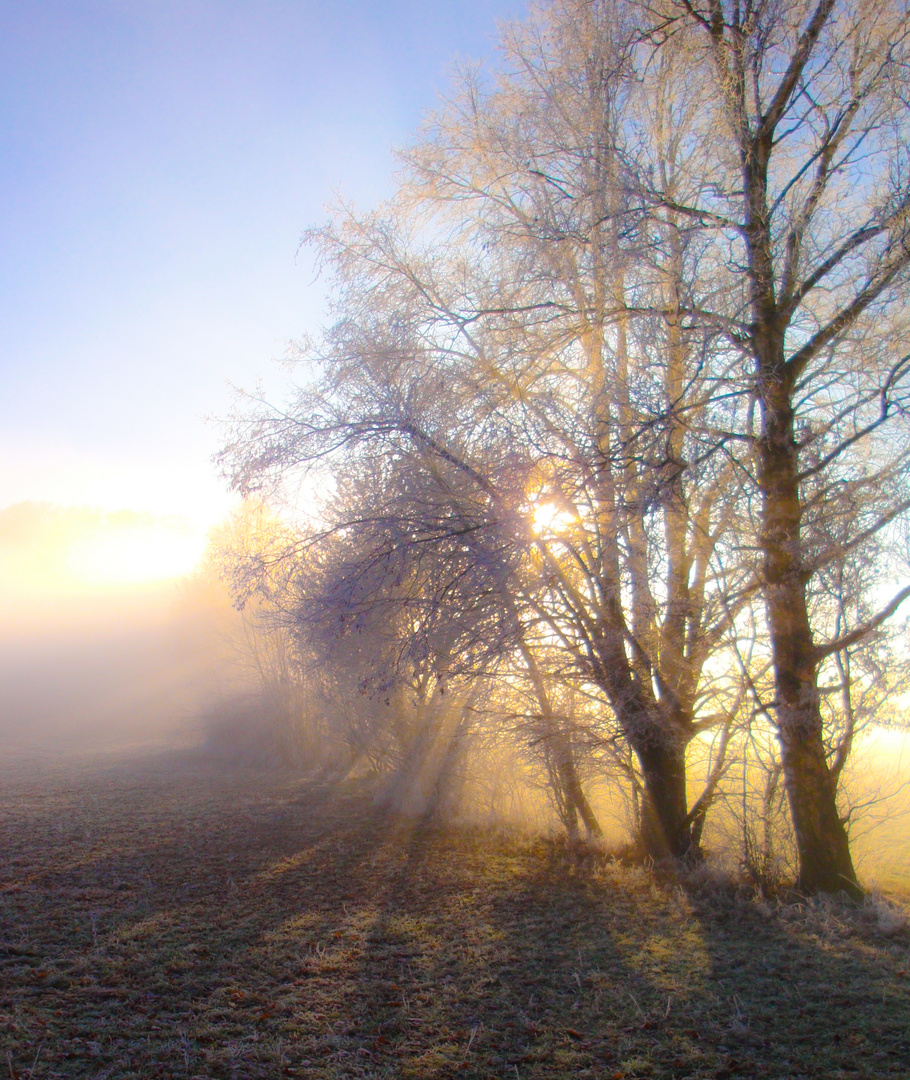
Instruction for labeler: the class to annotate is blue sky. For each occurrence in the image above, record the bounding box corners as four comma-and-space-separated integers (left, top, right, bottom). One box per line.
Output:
0, 0, 526, 528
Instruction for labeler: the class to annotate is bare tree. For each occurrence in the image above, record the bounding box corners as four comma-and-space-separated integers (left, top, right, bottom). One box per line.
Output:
220, 0, 909, 891
648, 0, 910, 895
220, 2, 753, 860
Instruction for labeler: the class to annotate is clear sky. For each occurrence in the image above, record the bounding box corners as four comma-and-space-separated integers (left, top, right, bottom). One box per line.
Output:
0, 0, 526, 541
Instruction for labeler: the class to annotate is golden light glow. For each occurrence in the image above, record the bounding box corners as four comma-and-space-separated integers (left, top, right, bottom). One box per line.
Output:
65, 521, 208, 587
531, 500, 575, 536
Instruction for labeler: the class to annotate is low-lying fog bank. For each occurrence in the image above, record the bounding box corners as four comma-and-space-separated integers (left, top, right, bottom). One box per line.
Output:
0, 502, 243, 754
1, 503, 907, 892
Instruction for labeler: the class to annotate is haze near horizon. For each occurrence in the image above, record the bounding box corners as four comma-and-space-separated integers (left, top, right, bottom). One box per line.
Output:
0, 0, 527, 751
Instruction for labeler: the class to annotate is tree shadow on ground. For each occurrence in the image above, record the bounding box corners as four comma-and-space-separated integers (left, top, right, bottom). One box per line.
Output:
1, 751, 908, 1079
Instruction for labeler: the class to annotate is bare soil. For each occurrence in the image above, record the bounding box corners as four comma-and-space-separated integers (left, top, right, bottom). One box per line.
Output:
1, 748, 908, 1078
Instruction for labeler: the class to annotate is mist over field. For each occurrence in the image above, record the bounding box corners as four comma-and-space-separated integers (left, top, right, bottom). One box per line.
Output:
0, 502, 240, 752
1, 494, 908, 888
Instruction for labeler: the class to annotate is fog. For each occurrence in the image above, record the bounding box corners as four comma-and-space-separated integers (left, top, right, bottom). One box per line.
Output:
2, 500, 908, 891
0, 502, 239, 753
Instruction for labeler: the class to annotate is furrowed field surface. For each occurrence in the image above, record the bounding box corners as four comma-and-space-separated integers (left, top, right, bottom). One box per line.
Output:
1, 750, 909, 1079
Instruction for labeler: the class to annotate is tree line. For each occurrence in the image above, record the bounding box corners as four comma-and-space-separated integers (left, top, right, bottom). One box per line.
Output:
218, 0, 910, 897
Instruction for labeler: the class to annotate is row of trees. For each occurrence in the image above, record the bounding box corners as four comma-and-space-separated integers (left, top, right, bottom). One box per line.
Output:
220, 0, 910, 896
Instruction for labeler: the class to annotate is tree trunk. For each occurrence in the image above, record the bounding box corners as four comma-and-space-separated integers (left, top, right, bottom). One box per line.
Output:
554, 747, 602, 839
758, 375, 862, 898
733, 102, 862, 897
635, 733, 693, 860
778, 732, 858, 895
517, 639, 603, 840
592, 634, 697, 860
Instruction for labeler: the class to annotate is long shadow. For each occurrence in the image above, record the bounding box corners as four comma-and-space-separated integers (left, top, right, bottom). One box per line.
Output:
2, 751, 908, 1078
337, 832, 910, 1078
1, 748, 388, 1078
671, 881, 910, 1078
332, 825, 673, 1078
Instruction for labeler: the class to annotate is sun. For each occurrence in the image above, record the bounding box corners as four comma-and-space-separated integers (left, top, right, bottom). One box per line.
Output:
66, 519, 208, 587
531, 500, 575, 536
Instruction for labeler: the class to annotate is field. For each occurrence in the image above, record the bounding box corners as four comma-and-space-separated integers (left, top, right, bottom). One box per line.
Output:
1, 747, 909, 1079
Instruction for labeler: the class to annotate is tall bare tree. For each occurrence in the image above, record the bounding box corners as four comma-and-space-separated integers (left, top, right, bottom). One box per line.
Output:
221, 0, 752, 860
221, 0, 910, 890
650, 0, 910, 895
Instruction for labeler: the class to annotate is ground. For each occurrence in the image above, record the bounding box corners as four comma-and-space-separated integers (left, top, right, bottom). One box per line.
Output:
1, 748, 908, 1079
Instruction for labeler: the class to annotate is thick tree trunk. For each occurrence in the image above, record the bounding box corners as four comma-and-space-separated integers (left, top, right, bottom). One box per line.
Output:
592, 632, 697, 860
635, 732, 693, 860
758, 374, 862, 898
779, 731, 859, 895
732, 103, 862, 896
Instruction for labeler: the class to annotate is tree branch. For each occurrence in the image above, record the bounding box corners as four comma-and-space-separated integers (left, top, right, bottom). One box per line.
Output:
813, 584, 910, 664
